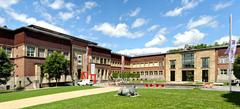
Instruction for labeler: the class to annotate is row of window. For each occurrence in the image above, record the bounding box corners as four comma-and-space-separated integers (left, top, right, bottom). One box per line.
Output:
138, 71, 163, 76
92, 56, 111, 65
131, 61, 164, 68
26, 46, 69, 59
111, 71, 163, 76
170, 56, 209, 69
219, 69, 233, 75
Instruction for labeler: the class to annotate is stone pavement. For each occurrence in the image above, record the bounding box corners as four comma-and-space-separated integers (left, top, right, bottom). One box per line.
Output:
0, 87, 120, 109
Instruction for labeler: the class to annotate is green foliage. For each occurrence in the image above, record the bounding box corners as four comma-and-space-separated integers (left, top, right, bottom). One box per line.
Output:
42, 52, 69, 85
167, 43, 231, 53
26, 89, 240, 109
112, 72, 119, 78
192, 43, 208, 49
238, 38, 240, 44
233, 55, 240, 79
0, 48, 14, 85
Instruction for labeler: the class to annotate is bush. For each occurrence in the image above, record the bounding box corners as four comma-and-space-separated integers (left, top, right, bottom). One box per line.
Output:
112, 72, 119, 79
233, 55, 240, 80
15, 86, 25, 91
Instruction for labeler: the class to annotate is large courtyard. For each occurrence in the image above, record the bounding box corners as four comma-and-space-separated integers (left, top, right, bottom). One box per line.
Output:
24, 89, 240, 109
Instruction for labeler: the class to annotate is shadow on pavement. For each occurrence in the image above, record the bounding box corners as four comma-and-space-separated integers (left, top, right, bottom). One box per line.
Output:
222, 91, 240, 106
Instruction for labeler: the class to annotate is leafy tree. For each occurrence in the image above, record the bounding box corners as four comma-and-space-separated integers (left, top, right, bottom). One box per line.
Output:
238, 38, 240, 44
192, 43, 208, 49
63, 60, 70, 82
233, 55, 240, 79
0, 48, 14, 85
112, 72, 119, 79
42, 52, 69, 86
135, 73, 140, 79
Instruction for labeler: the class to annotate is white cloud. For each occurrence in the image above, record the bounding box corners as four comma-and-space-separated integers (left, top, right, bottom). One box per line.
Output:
0, 0, 19, 9
117, 47, 177, 57
65, 2, 75, 11
215, 35, 239, 44
78, 34, 98, 41
129, 7, 141, 17
99, 42, 118, 49
49, 0, 64, 10
165, 0, 201, 17
214, 1, 232, 11
173, 29, 205, 46
86, 15, 92, 24
0, 17, 5, 26
145, 28, 168, 47
6, 10, 68, 34
147, 25, 160, 32
131, 18, 147, 28
145, 34, 167, 47
157, 27, 168, 35
79, 1, 97, 13
93, 22, 144, 39
123, 0, 128, 3
42, 0, 75, 11
187, 15, 218, 29
59, 12, 73, 21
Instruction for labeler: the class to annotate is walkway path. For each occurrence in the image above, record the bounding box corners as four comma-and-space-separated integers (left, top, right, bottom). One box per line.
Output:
0, 87, 120, 109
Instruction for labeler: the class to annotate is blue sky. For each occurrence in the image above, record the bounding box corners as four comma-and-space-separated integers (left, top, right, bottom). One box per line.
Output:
0, 0, 240, 56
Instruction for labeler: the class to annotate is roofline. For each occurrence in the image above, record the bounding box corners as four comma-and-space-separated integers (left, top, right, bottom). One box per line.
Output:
27, 25, 97, 45
15, 26, 71, 40
0, 26, 14, 32
131, 44, 240, 58
111, 52, 131, 58
88, 44, 112, 51
131, 52, 164, 58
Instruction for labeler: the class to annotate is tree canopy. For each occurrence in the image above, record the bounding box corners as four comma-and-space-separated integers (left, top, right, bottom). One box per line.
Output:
0, 48, 14, 85
42, 52, 69, 85
233, 55, 240, 80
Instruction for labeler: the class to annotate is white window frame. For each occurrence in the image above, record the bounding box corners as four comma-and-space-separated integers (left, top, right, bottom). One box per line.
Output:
27, 46, 35, 57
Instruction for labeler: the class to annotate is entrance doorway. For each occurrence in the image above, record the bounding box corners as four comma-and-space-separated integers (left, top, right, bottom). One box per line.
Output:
170, 71, 175, 81
202, 70, 208, 82
77, 69, 81, 80
182, 70, 194, 81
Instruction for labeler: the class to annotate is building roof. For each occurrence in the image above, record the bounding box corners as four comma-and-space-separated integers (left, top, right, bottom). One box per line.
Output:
27, 25, 97, 45
0, 26, 13, 32
131, 44, 240, 58
88, 44, 112, 51
111, 52, 131, 58
15, 26, 70, 40
131, 52, 164, 58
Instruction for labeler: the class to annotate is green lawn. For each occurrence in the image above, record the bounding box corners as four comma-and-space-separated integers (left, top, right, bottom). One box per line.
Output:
25, 89, 240, 109
0, 86, 95, 102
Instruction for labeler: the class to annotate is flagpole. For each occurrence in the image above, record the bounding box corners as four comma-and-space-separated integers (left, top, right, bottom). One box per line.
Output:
228, 14, 232, 92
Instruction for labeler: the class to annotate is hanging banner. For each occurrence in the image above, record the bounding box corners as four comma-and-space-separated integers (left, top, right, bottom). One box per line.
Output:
225, 40, 237, 63
91, 64, 95, 74
121, 56, 125, 71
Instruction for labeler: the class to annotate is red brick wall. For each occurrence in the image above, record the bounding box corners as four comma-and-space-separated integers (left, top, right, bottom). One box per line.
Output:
24, 31, 71, 51
0, 29, 14, 45
24, 58, 45, 76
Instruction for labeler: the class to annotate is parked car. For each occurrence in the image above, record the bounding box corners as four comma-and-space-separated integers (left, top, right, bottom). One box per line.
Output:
77, 80, 93, 86
232, 79, 240, 86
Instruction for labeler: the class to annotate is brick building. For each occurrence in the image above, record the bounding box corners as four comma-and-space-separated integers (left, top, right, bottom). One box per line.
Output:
0, 25, 239, 89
